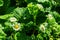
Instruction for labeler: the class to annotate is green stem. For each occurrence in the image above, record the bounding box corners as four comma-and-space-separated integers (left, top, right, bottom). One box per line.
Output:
34, 15, 36, 25
14, 32, 17, 40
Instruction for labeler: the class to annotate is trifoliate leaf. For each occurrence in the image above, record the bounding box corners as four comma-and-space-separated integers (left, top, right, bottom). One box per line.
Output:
14, 7, 26, 19
27, 3, 38, 15
27, 3, 44, 16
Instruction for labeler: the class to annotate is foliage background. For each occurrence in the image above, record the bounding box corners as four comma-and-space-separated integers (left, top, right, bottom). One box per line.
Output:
0, 0, 60, 40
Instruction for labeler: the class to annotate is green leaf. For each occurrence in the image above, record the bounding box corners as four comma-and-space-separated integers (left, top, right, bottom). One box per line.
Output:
16, 32, 32, 40
37, 34, 43, 40
0, 0, 3, 6
46, 14, 56, 25
27, 3, 41, 16
0, 14, 14, 19
25, 0, 36, 3
14, 7, 26, 19
0, 27, 6, 40
50, 11, 60, 24
37, 0, 49, 3
54, 0, 60, 3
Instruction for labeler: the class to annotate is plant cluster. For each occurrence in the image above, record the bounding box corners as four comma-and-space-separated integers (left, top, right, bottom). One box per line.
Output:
0, 0, 60, 40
